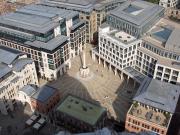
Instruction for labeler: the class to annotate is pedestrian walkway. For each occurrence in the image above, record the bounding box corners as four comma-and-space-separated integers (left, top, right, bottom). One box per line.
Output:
48, 44, 139, 122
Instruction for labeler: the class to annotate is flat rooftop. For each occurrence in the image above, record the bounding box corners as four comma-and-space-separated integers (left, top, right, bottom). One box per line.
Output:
0, 12, 58, 34
25, 35, 69, 51
56, 95, 106, 126
0, 4, 78, 34
143, 18, 180, 54
0, 46, 23, 65
114, 31, 136, 43
109, 0, 164, 26
134, 78, 180, 113
17, 4, 78, 20
129, 102, 170, 127
41, 0, 125, 13
100, 23, 137, 45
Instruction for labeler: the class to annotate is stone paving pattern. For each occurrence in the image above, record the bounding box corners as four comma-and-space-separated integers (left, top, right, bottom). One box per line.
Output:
48, 45, 139, 122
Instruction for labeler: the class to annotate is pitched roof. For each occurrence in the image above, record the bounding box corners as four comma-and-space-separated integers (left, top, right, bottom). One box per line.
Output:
31, 85, 57, 102
134, 78, 180, 113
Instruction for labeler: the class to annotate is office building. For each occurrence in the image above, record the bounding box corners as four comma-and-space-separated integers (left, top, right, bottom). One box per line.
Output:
50, 95, 107, 133
125, 78, 180, 135
137, 18, 180, 84
106, 0, 164, 38
0, 46, 38, 115
92, 13, 180, 85
40, 0, 126, 43
0, 4, 86, 80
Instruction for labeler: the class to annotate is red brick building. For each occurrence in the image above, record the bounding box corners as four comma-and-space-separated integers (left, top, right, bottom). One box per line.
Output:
125, 78, 180, 135
31, 85, 60, 115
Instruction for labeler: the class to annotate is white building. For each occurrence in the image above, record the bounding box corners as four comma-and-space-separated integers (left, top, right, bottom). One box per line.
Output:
139, 18, 180, 85
159, 0, 178, 8
0, 46, 38, 115
92, 18, 180, 85
92, 24, 145, 85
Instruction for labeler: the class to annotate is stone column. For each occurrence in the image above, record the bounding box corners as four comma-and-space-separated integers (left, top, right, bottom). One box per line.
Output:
83, 50, 86, 68
92, 53, 95, 61
103, 60, 105, 68
114, 68, 117, 76
120, 72, 123, 79
98, 57, 101, 65
133, 80, 136, 88
63, 66, 67, 73
109, 64, 111, 71
60, 68, 63, 76
127, 75, 130, 84
68, 61, 71, 69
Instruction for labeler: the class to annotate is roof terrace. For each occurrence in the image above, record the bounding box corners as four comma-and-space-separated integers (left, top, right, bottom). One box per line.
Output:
133, 78, 180, 114
56, 95, 106, 126
100, 23, 137, 44
128, 102, 171, 127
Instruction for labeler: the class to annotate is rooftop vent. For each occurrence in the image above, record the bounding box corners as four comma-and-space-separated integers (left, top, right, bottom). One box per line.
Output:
155, 115, 161, 123
82, 105, 87, 112
75, 101, 79, 104
68, 105, 71, 109
145, 111, 153, 121
70, 99, 73, 102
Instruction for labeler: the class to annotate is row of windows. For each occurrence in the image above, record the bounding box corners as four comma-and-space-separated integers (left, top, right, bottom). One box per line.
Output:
127, 118, 165, 134
143, 43, 180, 61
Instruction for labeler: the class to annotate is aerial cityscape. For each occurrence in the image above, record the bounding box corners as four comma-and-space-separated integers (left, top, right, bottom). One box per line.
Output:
0, 0, 179, 135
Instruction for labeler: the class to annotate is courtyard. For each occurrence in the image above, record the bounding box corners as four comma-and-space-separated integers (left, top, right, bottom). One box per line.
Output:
48, 44, 139, 122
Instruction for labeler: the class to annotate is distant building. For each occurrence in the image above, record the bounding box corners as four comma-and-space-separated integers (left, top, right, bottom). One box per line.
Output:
106, 0, 164, 38
92, 14, 180, 85
139, 18, 180, 84
40, 0, 126, 43
125, 78, 180, 135
50, 95, 107, 133
159, 0, 178, 8
0, 4, 86, 80
0, 46, 38, 115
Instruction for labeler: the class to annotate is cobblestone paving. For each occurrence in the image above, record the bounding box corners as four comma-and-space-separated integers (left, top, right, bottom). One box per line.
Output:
49, 45, 139, 122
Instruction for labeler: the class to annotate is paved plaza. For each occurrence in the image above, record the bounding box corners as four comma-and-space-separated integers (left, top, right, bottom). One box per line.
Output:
48, 45, 139, 122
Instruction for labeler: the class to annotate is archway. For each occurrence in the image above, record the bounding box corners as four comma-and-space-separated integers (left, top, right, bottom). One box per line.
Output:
17, 85, 37, 112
